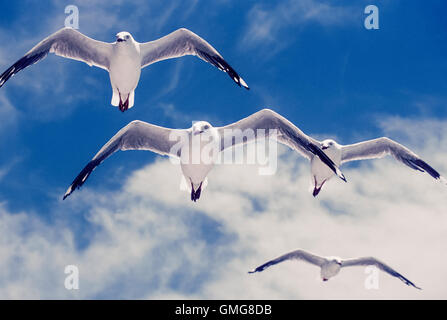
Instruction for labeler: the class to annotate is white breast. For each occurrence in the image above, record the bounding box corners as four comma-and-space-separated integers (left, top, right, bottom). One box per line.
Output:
321, 261, 341, 279
109, 43, 141, 93
180, 129, 220, 187
311, 147, 342, 186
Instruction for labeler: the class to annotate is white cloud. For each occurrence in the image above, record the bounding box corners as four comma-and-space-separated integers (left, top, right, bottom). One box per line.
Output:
0, 157, 22, 182
0, 116, 447, 299
154, 61, 185, 99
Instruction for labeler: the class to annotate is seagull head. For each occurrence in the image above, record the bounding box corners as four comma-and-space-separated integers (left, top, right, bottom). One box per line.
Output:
116, 32, 133, 43
192, 121, 213, 136
321, 139, 339, 150
332, 257, 342, 266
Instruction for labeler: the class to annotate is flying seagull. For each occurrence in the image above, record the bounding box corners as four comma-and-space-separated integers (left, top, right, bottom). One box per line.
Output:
0, 27, 249, 112
62, 108, 346, 201
221, 109, 445, 196
309, 136, 445, 196
248, 248, 421, 289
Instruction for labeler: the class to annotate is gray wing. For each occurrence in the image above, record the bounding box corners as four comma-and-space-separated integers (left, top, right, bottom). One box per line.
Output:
139, 28, 249, 89
248, 249, 326, 274
63, 120, 186, 199
341, 257, 421, 289
218, 108, 346, 181
0, 27, 112, 87
341, 137, 444, 182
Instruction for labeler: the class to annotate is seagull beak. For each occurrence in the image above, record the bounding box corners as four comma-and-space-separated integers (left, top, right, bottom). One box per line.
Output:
321, 146, 329, 150
116, 37, 125, 42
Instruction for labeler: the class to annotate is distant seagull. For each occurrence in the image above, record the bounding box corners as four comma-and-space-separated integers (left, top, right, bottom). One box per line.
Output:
62, 109, 346, 201
309, 136, 445, 196
248, 249, 421, 289
0, 27, 249, 112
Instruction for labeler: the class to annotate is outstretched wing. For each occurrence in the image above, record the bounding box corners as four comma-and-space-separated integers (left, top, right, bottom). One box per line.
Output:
0, 27, 112, 87
341, 137, 444, 182
249, 249, 326, 274
139, 28, 249, 89
217, 108, 346, 182
341, 256, 421, 289
63, 120, 186, 199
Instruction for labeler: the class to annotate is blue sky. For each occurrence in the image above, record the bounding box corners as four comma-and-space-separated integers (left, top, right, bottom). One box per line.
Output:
0, 0, 446, 213
0, 0, 447, 299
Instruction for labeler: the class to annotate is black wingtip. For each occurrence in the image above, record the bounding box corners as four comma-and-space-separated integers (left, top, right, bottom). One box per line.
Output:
406, 279, 422, 290
248, 266, 266, 274
62, 189, 72, 200
237, 77, 249, 90
0, 51, 48, 88
62, 185, 76, 201
397, 272, 422, 290
248, 268, 260, 274
238, 82, 250, 90
409, 159, 441, 180
62, 161, 97, 200
408, 282, 422, 290
197, 49, 248, 90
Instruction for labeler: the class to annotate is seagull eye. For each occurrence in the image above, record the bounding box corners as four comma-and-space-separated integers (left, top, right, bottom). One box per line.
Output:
125, 35, 130, 39
204, 125, 210, 130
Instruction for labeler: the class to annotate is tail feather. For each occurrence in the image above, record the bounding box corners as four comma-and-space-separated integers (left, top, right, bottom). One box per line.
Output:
111, 91, 119, 106
128, 90, 135, 109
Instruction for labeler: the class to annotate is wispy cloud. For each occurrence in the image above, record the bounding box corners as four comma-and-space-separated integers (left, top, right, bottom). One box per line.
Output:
0, 93, 20, 139
0, 157, 22, 182
241, 0, 357, 55
154, 61, 184, 99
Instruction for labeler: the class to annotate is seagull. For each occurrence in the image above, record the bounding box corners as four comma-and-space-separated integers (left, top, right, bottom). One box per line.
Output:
309, 136, 445, 196
62, 108, 346, 201
248, 248, 421, 289
221, 109, 444, 197
0, 27, 249, 112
